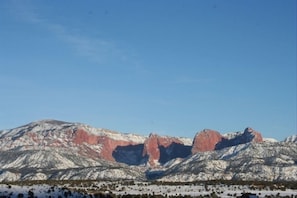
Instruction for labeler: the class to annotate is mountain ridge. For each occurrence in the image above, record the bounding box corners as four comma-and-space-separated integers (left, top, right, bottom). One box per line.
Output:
0, 119, 296, 182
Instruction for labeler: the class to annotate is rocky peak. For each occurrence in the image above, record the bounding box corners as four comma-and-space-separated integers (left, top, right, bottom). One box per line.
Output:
243, 127, 263, 143
192, 127, 264, 154
148, 133, 158, 137
191, 129, 223, 154
143, 133, 191, 166
215, 127, 263, 150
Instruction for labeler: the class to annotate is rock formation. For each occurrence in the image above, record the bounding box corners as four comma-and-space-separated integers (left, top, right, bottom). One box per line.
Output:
143, 133, 191, 166
215, 127, 263, 150
191, 129, 223, 154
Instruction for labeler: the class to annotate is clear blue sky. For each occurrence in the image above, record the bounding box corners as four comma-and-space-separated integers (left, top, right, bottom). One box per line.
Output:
0, 0, 296, 141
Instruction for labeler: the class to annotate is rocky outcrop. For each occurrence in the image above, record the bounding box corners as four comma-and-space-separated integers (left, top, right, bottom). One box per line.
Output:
192, 128, 264, 154
244, 127, 263, 143
191, 129, 223, 154
97, 135, 139, 161
143, 134, 191, 166
72, 128, 99, 145
215, 127, 263, 150
68, 126, 264, 163
65, 127, 146, 161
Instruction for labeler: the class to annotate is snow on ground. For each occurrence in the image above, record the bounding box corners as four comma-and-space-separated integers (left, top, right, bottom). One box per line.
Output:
1, 181, 297, 197
263, 138, 278, 143
107, 182, 297, 197
0, 184, 86, 198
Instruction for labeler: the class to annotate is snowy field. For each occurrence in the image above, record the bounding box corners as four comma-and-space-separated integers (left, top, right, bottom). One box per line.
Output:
0, 180, 297, 197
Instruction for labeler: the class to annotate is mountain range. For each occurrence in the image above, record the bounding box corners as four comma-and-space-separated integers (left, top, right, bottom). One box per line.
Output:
0, 119, 296, 182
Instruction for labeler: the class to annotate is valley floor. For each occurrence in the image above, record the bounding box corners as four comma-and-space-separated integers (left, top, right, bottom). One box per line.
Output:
1, 180, 297, 198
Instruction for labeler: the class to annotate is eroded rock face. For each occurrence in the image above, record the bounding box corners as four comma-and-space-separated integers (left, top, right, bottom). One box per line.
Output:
98, 136, 139, 161
142, 134, 191, 166
72, 128, 140, 161
244, 127, 263, 143
143, 134, 167, 166
191, 129, 223, 154
215, 127, 263, 150
192, 128, 264, 154
73, 128, 99, 145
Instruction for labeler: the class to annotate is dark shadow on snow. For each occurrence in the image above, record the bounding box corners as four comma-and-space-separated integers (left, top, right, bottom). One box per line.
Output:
112, 144, 147, 165
159, 142, 192, 164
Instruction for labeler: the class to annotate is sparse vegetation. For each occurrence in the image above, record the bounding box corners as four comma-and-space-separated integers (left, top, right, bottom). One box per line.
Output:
0, 179, 297, 197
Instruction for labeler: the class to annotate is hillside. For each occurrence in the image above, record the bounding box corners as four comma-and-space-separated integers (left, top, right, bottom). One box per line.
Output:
0, 119, 296, 182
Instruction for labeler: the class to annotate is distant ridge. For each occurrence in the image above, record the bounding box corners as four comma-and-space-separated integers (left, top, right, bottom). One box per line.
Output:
0, 119, 296, 182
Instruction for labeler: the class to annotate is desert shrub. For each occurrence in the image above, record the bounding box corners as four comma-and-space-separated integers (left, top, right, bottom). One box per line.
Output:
17, 193, 24, 198
210, 192, 219, 198
28, 190, 34, 198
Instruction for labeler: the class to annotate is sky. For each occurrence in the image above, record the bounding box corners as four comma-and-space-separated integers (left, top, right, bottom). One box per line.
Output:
0, 0, 296, 141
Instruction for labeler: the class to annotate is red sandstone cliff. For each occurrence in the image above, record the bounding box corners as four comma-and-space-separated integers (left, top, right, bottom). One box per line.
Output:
72, 128, 140, 161
142, 133, 187, 166
192, 127, 264, 152
191, 129, 223, 154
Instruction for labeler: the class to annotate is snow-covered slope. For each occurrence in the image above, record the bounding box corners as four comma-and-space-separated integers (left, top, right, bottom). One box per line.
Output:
284, 135, 297, 143
0, 148, 146, 181
0, 119, 145, 149
159, 142, 297, 182
263, 138, 278, 143
0, 120, 148, 181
